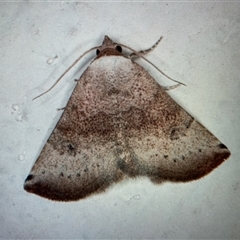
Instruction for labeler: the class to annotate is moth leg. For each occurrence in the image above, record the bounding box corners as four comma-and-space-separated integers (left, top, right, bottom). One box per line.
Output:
129, 36, 163, 60
57, 107, 66, 111
162, 83, 181, 91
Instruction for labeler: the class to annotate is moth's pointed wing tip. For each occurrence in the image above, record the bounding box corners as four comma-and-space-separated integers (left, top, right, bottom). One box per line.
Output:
190, 143, 230, 181
23, 174, 68, 201
23, 174, 43, 198
218, 143, 231, 159
23, 172, 110, 202
188, 144, 231, 181
150, 142, 231, 184
23, 174, 34, 192
217, 144, 231, 168
216, 142, 231, 162
218, 143, 228, 149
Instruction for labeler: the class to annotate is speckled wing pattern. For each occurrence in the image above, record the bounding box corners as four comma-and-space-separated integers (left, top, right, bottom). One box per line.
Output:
24, 36, 230, 201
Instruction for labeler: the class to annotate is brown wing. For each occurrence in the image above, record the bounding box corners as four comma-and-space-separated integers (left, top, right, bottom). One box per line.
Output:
115, 61, 230, 182
24, 62, 126, 201
24, 55, 230, 201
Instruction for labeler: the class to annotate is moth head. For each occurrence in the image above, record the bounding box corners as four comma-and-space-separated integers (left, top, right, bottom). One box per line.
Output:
96, 35, 122, 58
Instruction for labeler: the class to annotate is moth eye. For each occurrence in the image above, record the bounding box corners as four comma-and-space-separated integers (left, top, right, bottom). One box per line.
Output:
96, 49, 100, 55
115, 45, 122, 53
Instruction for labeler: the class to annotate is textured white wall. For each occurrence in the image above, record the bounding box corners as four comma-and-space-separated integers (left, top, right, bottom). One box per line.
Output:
1, 2, 239, 239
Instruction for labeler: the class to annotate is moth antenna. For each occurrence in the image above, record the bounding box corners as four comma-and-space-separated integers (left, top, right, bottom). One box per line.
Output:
117, 39, 186, 87
129, 36, 163, 57
140, 54, 186, 86
33, 46, 99, 100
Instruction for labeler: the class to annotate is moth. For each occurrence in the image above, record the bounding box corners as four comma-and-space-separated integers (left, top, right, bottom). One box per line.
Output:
24, 36, 231, 201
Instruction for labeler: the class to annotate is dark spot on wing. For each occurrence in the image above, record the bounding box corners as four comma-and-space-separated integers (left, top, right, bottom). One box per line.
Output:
25, 174, 34, 181
218, 143, 228, 149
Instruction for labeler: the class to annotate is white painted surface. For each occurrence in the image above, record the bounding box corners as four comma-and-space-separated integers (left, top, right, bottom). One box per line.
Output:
0, 2, 239, 239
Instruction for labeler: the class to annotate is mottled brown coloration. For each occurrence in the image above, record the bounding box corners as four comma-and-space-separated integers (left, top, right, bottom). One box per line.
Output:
24, 36, 230, 201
